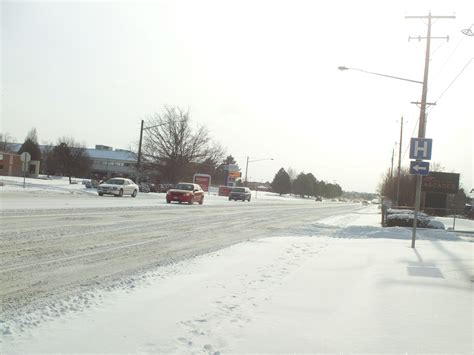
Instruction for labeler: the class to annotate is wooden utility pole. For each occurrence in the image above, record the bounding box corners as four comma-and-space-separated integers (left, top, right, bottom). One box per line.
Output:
136, 120, 145, 184
406, 12, 455, 248
396, 117, 403, 207
390, 147, 394, 180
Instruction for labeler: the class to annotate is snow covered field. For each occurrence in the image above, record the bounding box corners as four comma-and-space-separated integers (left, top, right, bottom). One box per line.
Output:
1, 176, 473, 353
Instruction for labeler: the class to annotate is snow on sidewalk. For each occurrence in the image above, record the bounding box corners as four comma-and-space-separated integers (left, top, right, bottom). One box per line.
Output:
2, 207, 473, 354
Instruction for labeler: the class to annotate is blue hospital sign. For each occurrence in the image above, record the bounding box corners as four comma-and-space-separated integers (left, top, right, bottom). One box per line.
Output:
409, 138, 433, 160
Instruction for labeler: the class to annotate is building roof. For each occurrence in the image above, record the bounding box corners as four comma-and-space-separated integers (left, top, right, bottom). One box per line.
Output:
85, 148, 137, 161
6, 143, 137, 162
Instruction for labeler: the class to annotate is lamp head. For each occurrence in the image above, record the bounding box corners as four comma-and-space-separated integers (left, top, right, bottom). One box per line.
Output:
461, 24, 474, 36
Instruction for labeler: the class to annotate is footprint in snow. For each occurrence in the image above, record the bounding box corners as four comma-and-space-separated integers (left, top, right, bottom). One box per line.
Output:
177, 337, 193, 346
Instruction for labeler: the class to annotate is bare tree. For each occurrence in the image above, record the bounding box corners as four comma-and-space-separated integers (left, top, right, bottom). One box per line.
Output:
0, 132, 15, 152
142, 106, 225, 183
430, 162, 445, 172
287, 167, 297, 182
47, 137, 92, 183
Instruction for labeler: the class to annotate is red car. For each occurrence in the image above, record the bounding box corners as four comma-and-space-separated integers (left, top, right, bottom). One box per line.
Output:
166, 183, 205, 204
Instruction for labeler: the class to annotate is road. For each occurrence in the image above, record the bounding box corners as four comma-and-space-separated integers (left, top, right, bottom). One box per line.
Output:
0, 196, 362, 322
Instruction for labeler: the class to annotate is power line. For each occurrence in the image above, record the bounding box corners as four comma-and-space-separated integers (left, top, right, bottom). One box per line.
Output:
430, 57, 473, 108
402, 116, 419, 160
433, 35, 467, 77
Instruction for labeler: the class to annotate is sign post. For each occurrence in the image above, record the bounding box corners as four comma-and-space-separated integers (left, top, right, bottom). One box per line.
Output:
409, 138, 433, 247
20, 152, 31, 189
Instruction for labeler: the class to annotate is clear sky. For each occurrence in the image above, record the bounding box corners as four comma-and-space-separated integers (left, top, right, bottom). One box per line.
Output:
1, 0, 473, 192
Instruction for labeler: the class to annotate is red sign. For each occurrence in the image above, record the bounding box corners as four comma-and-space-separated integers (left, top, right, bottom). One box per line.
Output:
193, 174, 211, 192
218, 185, 232, 196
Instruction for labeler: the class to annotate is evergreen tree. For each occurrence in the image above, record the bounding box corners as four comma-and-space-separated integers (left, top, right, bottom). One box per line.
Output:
271, 168, 291, 195
292, 173, 307, 198
292, 173, 317, 198
17, 128, 41, 161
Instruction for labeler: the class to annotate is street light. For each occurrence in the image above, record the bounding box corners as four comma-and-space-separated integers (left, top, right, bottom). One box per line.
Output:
136, 119, 165, 184
244, 156, 274, 186
339, 66, 423, 206
461, 24, 473, 36
338, 66, 423, 84
339, 64, 424, 236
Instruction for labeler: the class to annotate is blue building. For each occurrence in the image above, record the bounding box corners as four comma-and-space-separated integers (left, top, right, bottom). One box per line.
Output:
86, 145, 137, 178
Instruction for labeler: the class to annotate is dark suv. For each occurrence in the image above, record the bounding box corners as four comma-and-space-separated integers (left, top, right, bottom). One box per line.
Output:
229, 187, 251, 202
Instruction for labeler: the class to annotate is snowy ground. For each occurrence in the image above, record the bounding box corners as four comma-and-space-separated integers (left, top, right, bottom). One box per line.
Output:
0, 175, 322, 210
1, 176, 473, 353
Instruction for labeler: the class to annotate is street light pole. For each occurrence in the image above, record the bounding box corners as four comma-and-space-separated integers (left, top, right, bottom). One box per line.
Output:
339, 66, 422, 209
136, 119, 166, 185
136, 120, 145, 184
244, 157, 274, 187
245, 156, 249, 186
396, 117, 403, 207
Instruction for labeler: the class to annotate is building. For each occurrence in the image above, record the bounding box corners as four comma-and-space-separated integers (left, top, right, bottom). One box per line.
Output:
0, 151, 22, 177
2, 143, 137, 179
0, 150, 41, 177
87, 145, 137, 178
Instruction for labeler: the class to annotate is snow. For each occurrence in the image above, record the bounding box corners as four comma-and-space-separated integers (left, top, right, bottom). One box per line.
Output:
1, 176, 473, 353
0, 175, 325, 210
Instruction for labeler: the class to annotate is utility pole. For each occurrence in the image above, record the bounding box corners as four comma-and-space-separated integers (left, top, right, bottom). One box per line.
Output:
136, 120, 145, 184
406, 12, 455, 248
396, 117, 403, 207
136, 119, 166, 185
390, 147, 394, 180
244, 156, 249, 186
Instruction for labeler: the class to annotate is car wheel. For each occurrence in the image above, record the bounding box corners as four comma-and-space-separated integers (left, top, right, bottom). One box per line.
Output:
189, 197, 194, 205
98, 192, 103, 196
228, 197, 231, 201
199, 197, 204, 205
248, 197, 251, 202
118, 189, 123, 197
131, 189, 137, 198
166, 200, 171, 204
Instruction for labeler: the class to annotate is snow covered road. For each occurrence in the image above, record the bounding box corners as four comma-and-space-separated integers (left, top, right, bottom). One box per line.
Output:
1, 178, 473, 353
0, 190, 361, 328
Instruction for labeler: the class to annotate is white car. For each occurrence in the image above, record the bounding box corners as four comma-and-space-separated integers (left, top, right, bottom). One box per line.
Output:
97, 178, 138, 197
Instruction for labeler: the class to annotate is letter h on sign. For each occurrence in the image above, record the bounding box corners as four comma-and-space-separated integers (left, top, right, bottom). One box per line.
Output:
409, 138, 433, 160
